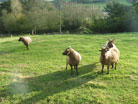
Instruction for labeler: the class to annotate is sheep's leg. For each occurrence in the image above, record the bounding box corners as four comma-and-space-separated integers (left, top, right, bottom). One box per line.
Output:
107, 65, 110, 74
66, 63, 68, 70
111, 64, 114, 69
76, 65, 79, 75
115, 63, 117, 70
70, 65, 73, 75
26, 44, 29, 50
101, 65, 104, 73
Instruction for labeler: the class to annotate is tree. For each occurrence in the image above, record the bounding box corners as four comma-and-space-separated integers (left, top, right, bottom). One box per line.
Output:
1, 0, 24, 33
24, 0, 59, 34
0, 0, 11, 16
104, 1, 132, 32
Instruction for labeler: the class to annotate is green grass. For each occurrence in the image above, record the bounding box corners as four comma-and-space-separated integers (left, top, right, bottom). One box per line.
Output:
0, 33, 138, 104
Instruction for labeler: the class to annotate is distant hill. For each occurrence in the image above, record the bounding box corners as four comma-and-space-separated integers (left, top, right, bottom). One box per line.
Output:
64, 0, 132, 5
0, 0, 5, 2
62, 0, 132, 8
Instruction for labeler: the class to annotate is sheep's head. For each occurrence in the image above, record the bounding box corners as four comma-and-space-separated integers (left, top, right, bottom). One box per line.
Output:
18, 37, 23, 41
106, 39, 115, 48
99, 47, 109, 55
62, 46, 71, 55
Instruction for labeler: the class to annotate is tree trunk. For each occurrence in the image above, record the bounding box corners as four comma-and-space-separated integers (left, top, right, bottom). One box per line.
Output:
32, 29, 34, 35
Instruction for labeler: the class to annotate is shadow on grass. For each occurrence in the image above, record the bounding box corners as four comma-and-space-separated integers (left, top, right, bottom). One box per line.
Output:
0, 51, 11, 55
0, 63, 105, 104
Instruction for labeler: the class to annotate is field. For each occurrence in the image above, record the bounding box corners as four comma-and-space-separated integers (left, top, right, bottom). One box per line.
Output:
0, 33, 138, 104
72, 0, 131, 8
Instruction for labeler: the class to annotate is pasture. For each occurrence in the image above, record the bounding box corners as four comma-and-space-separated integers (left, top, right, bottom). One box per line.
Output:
77, 0, 131, 8
0, 33, 138, 104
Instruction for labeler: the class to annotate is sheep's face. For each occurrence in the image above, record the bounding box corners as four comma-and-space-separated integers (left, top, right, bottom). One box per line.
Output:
18, 37, 23, 41
99, 47, 109, 55
106, 39, 115, 48
62, 48, 71, 55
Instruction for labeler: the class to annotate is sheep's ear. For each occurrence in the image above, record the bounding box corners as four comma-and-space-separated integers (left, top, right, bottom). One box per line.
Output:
112, 39, 115, 42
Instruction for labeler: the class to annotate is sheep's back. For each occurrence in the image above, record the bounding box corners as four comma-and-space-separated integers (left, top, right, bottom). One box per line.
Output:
69, 49, 81, 66
24, 37, 32, 44
109, 48, 120, 63
23, 37, 32, 45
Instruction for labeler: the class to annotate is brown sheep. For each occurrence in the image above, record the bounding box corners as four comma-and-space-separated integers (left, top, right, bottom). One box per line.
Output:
104, 39, 119, 68
18, 36, 32, 50
99, 46, 120, 74
62, 46, 81, 75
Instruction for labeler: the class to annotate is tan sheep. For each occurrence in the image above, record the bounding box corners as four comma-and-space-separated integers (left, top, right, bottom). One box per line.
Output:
62, 46, 81, 75
103, 39, 119, 68
18, 36, 32, 50
99, 46, 120, 74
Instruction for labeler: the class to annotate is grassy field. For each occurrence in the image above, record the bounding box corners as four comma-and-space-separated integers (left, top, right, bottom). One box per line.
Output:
77, 0, 132, 8
0, 33, 138, 104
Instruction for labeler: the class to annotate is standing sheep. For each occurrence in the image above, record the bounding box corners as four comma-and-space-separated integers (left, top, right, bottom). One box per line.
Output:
99, 46, 120, 74
104, 39, 119, 68
62, 46, 81, 75
18, 36, 32, 50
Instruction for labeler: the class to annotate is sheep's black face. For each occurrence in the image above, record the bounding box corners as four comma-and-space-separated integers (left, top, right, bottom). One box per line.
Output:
107, 39, 115, 48
18, 37, 22, 41
62, 48, 70, 55
107, 41, 113, 48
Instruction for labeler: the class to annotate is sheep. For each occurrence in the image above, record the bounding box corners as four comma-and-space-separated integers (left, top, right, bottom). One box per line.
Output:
62, 46, 81, 75
104, 39, 119, 68
18, 36, 32, 50
99, 46, 120, 74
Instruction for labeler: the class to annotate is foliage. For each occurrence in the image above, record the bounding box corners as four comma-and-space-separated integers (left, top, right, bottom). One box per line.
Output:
0, 0, 11, 16
91, 1, 138, 33
0, 0, 137, 34
0, 0, 59, 34
62, 3, 104, 33
24, 0, 59, 34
